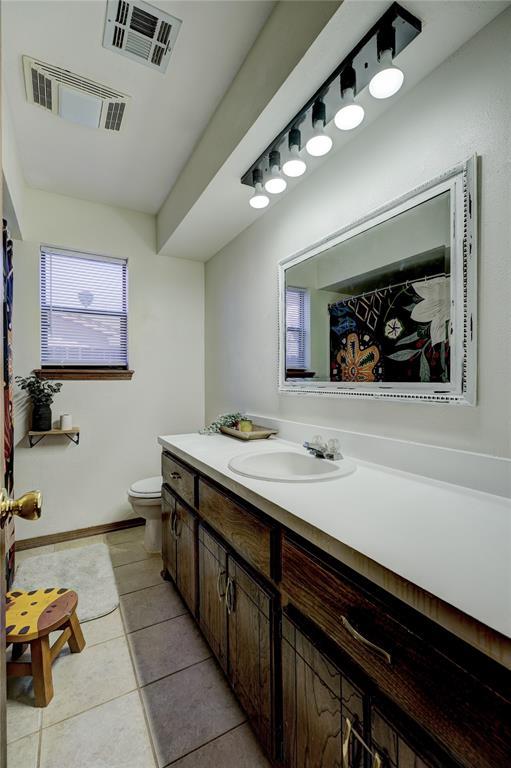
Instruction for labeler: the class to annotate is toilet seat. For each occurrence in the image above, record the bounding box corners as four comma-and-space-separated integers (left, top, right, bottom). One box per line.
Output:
129, 476, 162, 499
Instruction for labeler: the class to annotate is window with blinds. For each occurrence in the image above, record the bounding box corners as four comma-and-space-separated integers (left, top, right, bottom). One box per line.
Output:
40, 247, 128, 368
286, 286, 310, 370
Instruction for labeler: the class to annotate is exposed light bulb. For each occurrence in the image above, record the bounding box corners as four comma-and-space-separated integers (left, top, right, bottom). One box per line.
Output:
369, 48, 403, 99
283, 129, 307, 177
306, 126, 332, 157
249, 181, 269, 209
305, 100, 332, 157
265, 167, 287, 194
334, 87, 365, 131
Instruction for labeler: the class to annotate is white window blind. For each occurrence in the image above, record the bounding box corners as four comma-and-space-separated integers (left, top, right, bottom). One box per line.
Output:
40, 247, 128, 367
286, 286, 310, 369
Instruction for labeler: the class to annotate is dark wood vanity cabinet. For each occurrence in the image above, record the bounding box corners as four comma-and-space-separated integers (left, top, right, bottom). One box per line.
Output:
161, 450, 511, 768
282, 611, 443, 768
161, 486, 197, 615
161, 485, 177, 582
198, 525, 228, 671
198, 522, 274, 754
174, 501, 197, 615
226, 555, 274, 756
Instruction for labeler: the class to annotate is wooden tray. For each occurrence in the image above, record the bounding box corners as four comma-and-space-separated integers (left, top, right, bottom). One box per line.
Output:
220, 424, 278, 441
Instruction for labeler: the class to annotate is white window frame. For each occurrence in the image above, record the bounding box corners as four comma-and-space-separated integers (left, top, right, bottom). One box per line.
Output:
285, 286, 311, 371
40, 245, 129, 369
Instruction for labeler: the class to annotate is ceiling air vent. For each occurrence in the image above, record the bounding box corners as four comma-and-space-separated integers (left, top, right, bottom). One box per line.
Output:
23, 56, 130, 132
103, 0, 181, 73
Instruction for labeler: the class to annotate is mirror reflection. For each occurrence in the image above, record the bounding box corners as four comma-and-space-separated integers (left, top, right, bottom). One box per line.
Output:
285, 191, 451, 386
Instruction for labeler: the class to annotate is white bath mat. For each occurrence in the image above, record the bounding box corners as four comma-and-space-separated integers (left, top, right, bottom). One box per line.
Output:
13, 543, 119, 622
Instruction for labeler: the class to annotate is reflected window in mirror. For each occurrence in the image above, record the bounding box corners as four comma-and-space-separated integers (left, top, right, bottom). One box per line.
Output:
285, 286, 312, 378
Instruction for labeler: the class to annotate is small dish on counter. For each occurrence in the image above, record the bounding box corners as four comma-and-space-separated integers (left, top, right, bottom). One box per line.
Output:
220, 424, 278, 440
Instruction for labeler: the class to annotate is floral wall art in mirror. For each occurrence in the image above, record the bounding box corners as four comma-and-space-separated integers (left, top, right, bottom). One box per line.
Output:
278, 156, 477, 404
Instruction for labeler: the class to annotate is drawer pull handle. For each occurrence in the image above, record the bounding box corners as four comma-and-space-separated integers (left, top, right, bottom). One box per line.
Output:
342, 717, 382, 768
171, 511, 181, 538
225, 577, 236, 615
341, 616, 391, 665
216, 569, 226, 601
170, 471, 181, 480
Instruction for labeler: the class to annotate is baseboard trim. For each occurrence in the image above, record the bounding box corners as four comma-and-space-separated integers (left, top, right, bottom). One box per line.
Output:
16, 518, 145, 551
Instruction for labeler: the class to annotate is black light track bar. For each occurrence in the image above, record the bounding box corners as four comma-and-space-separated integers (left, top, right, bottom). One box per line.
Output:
241, 2, 421, 187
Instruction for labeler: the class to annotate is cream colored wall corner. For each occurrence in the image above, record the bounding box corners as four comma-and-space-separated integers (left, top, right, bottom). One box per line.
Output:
12, 188, 205, 540
204, 9, 511, 459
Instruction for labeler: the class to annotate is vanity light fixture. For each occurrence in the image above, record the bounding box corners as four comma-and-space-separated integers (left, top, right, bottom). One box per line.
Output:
282, 129, 307, 178
305, 101, 333, 157
249, 169, 270, 209
334, 65, 365, 131
264, 150, 287, 194
369, 25, 404, 99
241, 3, 421, 209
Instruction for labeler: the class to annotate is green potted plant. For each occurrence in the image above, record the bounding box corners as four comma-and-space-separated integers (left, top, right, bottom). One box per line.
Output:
15, 374, 63, 431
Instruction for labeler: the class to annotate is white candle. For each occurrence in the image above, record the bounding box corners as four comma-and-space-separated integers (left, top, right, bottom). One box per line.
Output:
60, 414, 72, 431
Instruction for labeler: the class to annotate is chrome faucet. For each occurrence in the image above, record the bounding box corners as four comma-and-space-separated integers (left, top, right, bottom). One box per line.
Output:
303, 436, 343, 461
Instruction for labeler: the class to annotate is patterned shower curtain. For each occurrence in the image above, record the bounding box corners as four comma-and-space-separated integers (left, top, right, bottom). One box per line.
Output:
3, 219, 15, 588
329, 276, 451, 384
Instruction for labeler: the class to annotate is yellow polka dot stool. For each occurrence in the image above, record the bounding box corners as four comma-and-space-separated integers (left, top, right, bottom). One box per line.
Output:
6, 588, 86, 707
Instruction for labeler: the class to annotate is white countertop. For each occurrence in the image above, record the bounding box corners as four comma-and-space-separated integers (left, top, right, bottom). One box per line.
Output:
158, 433, 511, 638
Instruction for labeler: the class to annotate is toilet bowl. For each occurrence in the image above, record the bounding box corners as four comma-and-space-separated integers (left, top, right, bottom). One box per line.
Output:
127, 476, 162, 553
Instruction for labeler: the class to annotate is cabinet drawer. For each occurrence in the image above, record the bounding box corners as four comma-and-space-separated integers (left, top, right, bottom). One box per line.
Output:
199, 479, 272, 578
281, 536, 511, 768
162, 452, 196, 508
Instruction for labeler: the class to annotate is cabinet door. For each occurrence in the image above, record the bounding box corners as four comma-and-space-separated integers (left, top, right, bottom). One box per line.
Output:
175, 501, 197, 615
162, 486, 177, 582
227, 556, 273, 757
198, 525, 228, 671
282, 613, 366, 768
370, 707, 435, 768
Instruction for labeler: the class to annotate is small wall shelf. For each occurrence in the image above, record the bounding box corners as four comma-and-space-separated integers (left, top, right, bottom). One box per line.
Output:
28, 427, 80, 447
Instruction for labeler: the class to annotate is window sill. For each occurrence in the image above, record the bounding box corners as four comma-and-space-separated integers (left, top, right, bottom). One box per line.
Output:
34, 368, 134, 381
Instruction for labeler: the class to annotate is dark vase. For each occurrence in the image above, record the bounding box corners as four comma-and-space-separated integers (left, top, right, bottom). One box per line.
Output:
32, 403, 52, 431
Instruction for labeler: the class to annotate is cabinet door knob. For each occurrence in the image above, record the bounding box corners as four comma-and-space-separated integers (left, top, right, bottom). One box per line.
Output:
170, 471, 181, 480
216, 569, 226, 600
341, 616, 392, 665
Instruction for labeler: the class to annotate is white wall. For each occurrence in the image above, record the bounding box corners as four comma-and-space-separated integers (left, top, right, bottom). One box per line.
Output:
13, 188, 204, 540
205, 10, 511, 459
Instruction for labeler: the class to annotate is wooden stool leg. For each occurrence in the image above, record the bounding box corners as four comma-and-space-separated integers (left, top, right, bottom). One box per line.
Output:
67, 610, 86, 653
11, 642, 28, 662
31, 636, 54, 707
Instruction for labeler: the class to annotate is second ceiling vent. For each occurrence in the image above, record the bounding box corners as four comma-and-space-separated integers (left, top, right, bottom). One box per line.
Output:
103, 0, 181, 73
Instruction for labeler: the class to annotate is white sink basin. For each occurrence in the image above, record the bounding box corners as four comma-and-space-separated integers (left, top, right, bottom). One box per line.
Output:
228, 449, 356, 483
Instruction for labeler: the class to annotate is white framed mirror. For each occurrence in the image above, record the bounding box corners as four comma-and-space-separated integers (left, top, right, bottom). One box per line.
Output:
278, 156, 477, 405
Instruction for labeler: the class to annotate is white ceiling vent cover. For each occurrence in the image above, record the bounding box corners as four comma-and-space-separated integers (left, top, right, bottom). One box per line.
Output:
23, 56, 130, 132
103, 0, 181, 73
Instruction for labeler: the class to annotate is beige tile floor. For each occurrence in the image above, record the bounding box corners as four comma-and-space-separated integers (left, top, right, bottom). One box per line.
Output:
7, 526, 270, 768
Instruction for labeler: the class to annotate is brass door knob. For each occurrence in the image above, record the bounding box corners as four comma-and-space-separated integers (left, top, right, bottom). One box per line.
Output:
0, 488, 42, 526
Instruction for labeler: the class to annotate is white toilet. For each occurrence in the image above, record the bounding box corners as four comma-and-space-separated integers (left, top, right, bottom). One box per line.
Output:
127, 476, 163, 553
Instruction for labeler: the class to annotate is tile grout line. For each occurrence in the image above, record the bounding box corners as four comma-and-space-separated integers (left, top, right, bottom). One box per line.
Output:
110, 554, 157, 568
39, 684, 140, 733
124, 610, 191, 636
136, 655, 213, 691
117, 552, 160, 768
115, 579, 166, 598
162, 721, 249, 767
36, 719, 43, 768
